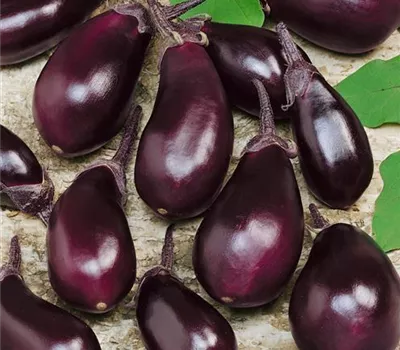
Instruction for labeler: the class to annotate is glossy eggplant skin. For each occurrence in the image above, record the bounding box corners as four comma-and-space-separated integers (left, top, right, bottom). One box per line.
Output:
193, 145, 304, 308
47, 166, 136, 313
0, 0, 102, 65
290, 223, 400, 350
203, 21, 309, 119
268, 0, 400, 53
33, 5, 151, 157
135, 42, 233, 220
0, 125, 42, 189
136, 273, 238, 350
1, 275, 101, 350
292, 76, 373, 209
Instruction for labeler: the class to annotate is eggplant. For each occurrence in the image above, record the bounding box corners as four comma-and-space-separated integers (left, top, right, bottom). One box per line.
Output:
276, 23, 373, 209
136, 225, 238, 349
135, 2, 233, 220
47, 106, 141, 313
267, 0, 400, 53
33, 4, 152, 158
0, 0, 102, 65
290, 204, 400, 350
1, 236, 102, 349
0, 124, 54, 224
193, 80, 304, 308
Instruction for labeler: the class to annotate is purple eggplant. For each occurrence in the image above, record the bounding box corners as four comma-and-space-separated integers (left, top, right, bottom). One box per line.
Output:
135, 3, 233, 221
47, 106, 141, 314
32, 0, 204, 158
193, 80, 304, 308
136, 225, 238, 350
290, 204, 400, 350
267, 0, 400, 54
1, 236, 101, 349
277, 23, 373, 209
32, 4, 151, 158
202, 21, 310, 119
0, 0, 103, 65
0, 125, 54, 224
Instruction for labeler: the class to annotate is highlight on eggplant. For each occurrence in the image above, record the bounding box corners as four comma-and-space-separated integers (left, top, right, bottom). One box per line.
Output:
193, 80, 304, 308
1, 236, 102, 350
266, 0, 400, 54
202, 21, 310, 119
32, 0, 206, 158
47, 106, 142, 314
0, 0, 103, 66
276, 22, 373, 210
289, 204, 400, 350
136, 225, 238, 350
0, 125, 54, 225
135, 1, 234, 220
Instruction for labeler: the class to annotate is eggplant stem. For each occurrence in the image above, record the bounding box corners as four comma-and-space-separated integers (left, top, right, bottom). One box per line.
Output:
276, 22, 304, 65
112, 105, 142, 169
309, 204, 330, 229
161, 224, 175, 270
252, 79, 276, 136
243, 80, 298, 158
127, 225, 177, 309
0, 170, 54, 227
0, 236, 22, 281
8, 236, 21, 271
276, 22, 318, 111
147, 0, 208, 46
165, 0, 206, 19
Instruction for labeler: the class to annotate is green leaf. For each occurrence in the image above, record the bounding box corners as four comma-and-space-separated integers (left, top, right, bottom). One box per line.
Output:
335, 55, 400, 128
373, 151, 400, 252
170, 0, 265, 27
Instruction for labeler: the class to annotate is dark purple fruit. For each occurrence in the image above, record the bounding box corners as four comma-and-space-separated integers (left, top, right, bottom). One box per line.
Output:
267, 0, 400, 53
203, 21, 310, 119
1, 236, 102, 349
135, 5, 233, 221
193, 80, 304, 308
277, 23, 373, 209
47, 106, 142, 314
33, 4, 151, 158
0, 0, 102, 65
0, 125, 54, 224
136, 225, 238, 350
290, 204, 400, 350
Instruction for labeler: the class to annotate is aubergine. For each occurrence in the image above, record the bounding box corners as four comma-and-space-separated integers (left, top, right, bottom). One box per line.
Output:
1, 236, 102, 349
290, 205, 400, 350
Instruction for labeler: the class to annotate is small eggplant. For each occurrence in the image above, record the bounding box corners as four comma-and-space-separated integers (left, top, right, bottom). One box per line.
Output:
193, 80, 304, 308
202, 21, 310, 119
289, 204, 400, 350
267, 0, 400, 54
47, 106, 142, 314
0, 125, 54, 224
33, 0, 204, 158
136, 225, 238, 350
277, 23, 373, 210
32, 4, 151, 158
135, 3, 234, 220
1, 236, 102, 349
0, 0, 103, 65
